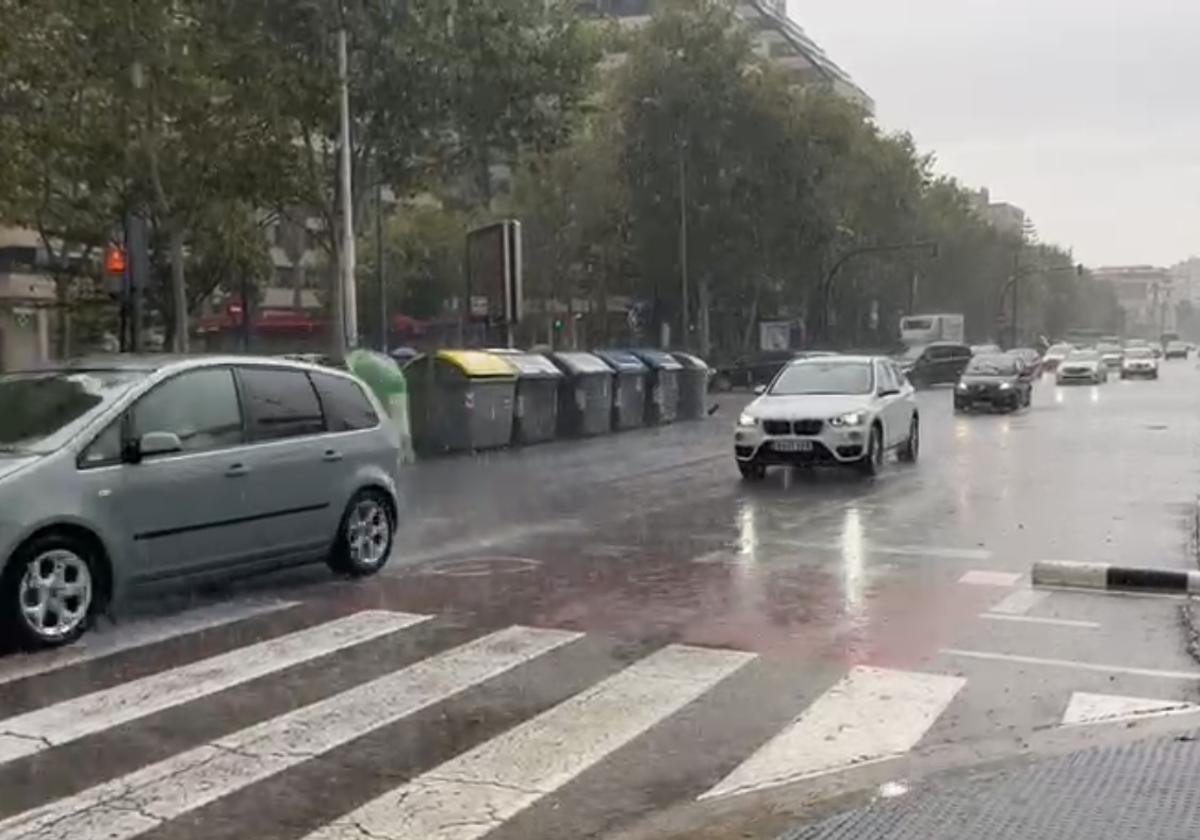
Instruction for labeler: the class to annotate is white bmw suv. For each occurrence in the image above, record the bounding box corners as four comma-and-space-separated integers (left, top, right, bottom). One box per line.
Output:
734, 356, 919, 480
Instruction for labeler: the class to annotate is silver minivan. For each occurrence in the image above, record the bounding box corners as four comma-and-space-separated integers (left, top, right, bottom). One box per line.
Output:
0, 355, 402, 648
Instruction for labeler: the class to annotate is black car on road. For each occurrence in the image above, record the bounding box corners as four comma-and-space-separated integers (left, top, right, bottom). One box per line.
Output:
954, 353, 1033, 412
899, 342, 972, 388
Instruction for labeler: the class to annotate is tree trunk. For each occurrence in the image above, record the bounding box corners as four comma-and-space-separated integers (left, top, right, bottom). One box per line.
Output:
169, 228, 188, 352
698, 275, 711, 358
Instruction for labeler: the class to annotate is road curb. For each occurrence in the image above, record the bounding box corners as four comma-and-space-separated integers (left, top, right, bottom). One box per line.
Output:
1032, 560, 1200, 595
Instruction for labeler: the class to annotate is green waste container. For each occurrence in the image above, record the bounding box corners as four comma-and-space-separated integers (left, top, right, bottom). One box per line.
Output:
407, 350, 516, 454
347, 349, 415, 464
593, 350, 648, 431
490, 349, 563, 445
631, 349, 683, 425
671, 352, 711, 421
547, 352, 613, 437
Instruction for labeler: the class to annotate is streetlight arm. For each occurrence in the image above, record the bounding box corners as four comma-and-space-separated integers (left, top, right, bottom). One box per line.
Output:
821, 240, 939, 340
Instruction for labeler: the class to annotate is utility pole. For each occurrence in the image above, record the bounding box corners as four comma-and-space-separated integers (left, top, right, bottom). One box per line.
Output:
376, 183, 386, 353
336, 21, 358, 351
678, 144, 688, 351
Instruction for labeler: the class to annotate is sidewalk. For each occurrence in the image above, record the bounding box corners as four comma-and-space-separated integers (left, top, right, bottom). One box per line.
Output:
780, 729, 1200, 840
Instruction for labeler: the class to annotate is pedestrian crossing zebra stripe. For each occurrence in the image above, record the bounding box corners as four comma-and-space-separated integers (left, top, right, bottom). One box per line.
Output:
0, 599, 299, 688
0, 625, 583, 840
701, 666, 966, 800
0, 610, 427, 766
304, 645, 756, 840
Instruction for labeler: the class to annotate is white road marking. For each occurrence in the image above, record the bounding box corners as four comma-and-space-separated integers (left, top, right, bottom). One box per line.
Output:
941, 648, 1200, 680
959, 571, 1022, 587
701, 667, 965, 800
981, 614, 1100, 629
773, 540, 992, 562
0, 610, 427, 766
0, 626, 580, 840
304, 645, 754, 840
989, 588, 1049, 615
1062, 691, 1200, 726
0, 599, 299, 687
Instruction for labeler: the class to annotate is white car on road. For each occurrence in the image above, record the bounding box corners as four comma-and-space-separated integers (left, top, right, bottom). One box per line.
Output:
734, 356, 919, 480
1056, 350, 1108, 385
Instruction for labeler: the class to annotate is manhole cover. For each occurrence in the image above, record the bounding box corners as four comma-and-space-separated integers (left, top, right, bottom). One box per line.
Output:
419, 556, 542, 578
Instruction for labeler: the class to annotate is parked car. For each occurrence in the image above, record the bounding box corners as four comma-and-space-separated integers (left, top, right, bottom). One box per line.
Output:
1056, 350, 1108, 385
735, 356, 918, 480
1041, 343, 1074, 374
1164, 341, 1190, 360
955, 354, 1033, 412
1120, 347, 1159, 379
898, 342, 972, 388
0, 355, 401, 648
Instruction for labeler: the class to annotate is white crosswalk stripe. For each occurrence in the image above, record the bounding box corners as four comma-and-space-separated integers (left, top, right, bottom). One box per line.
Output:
0, 599, 299, 687
304, 644, 755, 840
0, 609, 427, 765
0, 625, 581, 840
701, 666, 966, 800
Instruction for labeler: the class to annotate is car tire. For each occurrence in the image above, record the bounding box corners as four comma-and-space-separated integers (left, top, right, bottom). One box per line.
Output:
738, 462, 766, 481
328, 489, 396, 578
2, 532, 99, 650
858, 425, 884, 477
898, 416, 919, 463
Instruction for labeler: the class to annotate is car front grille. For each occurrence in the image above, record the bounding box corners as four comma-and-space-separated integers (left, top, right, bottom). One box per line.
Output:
762, 419, 824, 436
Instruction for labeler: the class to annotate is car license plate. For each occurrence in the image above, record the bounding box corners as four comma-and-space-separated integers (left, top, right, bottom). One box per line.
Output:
773, 440, 813, 453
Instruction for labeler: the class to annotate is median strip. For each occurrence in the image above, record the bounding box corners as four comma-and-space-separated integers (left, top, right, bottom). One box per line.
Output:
1032, 560, 1200, 595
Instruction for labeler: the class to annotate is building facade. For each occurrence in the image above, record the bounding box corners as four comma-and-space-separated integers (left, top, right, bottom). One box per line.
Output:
1091, 265, 1175, 337
579, 0, 873, 111
967, 188, 1027, 238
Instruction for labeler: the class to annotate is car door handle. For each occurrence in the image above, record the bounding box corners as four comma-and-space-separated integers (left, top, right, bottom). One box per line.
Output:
323, 449, 344, 463
225, 463, 250, 478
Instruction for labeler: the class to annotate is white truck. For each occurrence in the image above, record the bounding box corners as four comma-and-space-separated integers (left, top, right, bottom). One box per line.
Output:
900, 313, 965, 347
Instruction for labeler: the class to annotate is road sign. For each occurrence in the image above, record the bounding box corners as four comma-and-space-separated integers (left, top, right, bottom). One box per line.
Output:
466, 220, 523, 326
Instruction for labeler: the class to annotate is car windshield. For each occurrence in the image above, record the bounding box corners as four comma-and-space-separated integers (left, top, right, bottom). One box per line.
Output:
897, 345, 925, 361
0, 371, 142, 452
1125, 348, 1154, 359
1067, 351, 1101, 362
1097, 344, 1120, 354
1046, 344, 1073, 356
965, 355, 1018, 376
770, 361, 874, 395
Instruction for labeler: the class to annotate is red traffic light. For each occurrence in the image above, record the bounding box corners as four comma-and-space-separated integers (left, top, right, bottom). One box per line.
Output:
104, 244, 127, 275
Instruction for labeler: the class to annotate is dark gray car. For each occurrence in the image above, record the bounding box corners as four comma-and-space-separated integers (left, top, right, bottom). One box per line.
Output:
0, 355, 402, 649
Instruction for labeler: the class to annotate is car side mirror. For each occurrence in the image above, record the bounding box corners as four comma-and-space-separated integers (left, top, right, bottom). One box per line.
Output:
124, 431, 183, 464
754, 384, 767, 395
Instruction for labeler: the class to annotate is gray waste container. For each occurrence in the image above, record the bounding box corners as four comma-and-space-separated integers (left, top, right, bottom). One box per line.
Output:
631, 349, 683, 425
547, 352, 613, 437
594, 349, 649, 431
491, 349, 563, 445
406, 350, 517, 454
672, 352, 711, 421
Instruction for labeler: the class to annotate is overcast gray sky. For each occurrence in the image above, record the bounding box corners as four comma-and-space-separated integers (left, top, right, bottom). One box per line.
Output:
789, 0, 1200, 267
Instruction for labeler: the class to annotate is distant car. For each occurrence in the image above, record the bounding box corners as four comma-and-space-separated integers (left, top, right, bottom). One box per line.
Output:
1164, 341, 1190, 360
897, 342, 972, 388
1120, 347, 1159, 379
1096, 343, 1123, 368
971, 344, 1003, 356
955, 354, 1033, 412
0, 355, 401, 648
735, 356, 918, 479
1057, 350, 1108, 385
1005, 347, 1042, 377
1041, 343, 1074, 374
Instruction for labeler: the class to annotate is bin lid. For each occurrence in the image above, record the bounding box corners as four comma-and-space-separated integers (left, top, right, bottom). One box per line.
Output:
549, 352, 612, 376
631, 349, 684, 371
435, 349, 517, 379
593, 349, 649, 373
488, 349, 563, 379
671, 352, 710, 371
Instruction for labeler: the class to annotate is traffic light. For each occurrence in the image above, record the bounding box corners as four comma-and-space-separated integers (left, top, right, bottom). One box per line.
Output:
104, 244, 127, 275
553, 318, 564, 332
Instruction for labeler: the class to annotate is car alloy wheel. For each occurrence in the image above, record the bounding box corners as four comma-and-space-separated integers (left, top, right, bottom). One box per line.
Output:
18, 548, 93, 645
329, 490, 395, 577
859, 426, 883, 476
899, 417, 919, 463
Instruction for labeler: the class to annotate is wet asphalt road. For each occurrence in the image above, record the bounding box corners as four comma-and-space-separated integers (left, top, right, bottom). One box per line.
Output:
4, 360, 1200, 840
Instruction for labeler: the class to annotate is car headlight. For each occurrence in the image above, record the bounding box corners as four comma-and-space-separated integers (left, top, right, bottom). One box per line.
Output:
829, 411, 867, 427
737, 413, 758, 428
998, 382, 1012, 390
956, 382, 968, 391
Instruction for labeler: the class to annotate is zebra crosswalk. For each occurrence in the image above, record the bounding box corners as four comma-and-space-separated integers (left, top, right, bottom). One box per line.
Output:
0, 604, 1195, 840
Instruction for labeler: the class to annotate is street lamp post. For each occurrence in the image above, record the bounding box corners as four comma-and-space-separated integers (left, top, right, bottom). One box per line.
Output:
821, 241, 939, 343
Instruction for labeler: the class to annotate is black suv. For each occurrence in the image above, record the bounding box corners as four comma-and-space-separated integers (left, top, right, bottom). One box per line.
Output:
899, 342, 972, 387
